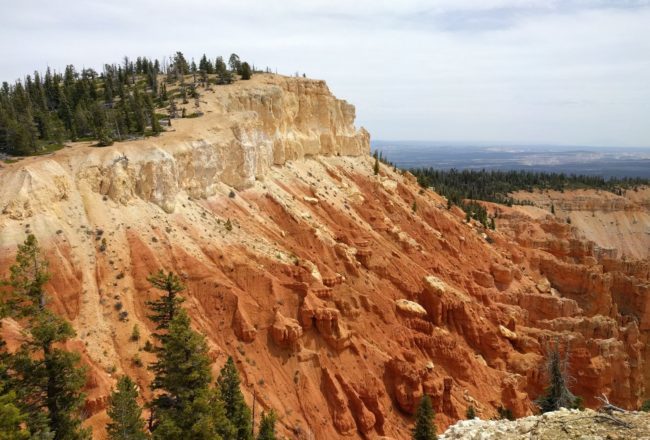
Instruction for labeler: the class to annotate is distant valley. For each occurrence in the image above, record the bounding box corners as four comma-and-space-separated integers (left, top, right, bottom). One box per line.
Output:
373, 141, 650, 179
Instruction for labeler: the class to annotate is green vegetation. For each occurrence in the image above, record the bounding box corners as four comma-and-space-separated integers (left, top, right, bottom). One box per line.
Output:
535, 340, 582, 413
1, 237, 264, 439
106, 376, 148, 440
412, 394, 437, 440
217, 356, 253, 440
412, 394, 438, 440
256, 410, 276, 440
405, 167, 649, 228
373, 151, 380, 175
640, 400, 650, 412
149, 309, 232, 439
145, 270, 186, 338
0, 235, 90, 439
465, 405, 476, 419
411, 168, 649, 205
496, 406, 515, 421
0, 51, 254, 156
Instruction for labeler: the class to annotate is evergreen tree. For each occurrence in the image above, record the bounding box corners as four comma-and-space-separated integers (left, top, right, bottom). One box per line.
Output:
145, 271, 185, 335
215, 57, 227, 74
0, 384, 31, 440
144, 94, 161, 135
465, 405, 476, 419
149, 310, 233, 439
3, 235, 89, 440
256, 411, 276, 440
217, 357, 252, 440
241, 63, 252, 80
228, 54, 242, 74
373, 152, 379, 175
535, 340, 581, 413
106, 376, 148, 440
198, 54, 214, 75
172, 52, 189, 76
412, 395, 436, 440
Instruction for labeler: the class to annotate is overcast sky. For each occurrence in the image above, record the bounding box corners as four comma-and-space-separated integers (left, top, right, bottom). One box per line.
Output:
2, 0, 649, 146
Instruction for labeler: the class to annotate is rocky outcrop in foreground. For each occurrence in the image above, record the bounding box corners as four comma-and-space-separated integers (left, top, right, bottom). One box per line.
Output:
441, 409, 650, 439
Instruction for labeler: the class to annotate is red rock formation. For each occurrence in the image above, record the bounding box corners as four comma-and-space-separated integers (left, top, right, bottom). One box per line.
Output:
270, 310, 303, 350
1, 74, 649, 439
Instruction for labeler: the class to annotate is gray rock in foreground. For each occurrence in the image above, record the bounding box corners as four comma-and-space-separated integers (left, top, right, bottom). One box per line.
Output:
439, 408, 650, 439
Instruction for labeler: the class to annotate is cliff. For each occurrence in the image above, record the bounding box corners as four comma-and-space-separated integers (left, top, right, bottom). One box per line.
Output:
512, 188, 650, 259
0, 75, 649, 439
0, 74, 368, 216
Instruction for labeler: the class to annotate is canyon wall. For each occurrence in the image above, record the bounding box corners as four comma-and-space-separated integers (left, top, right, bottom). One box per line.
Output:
0, 75, 648, 439
512, 188, 650, 260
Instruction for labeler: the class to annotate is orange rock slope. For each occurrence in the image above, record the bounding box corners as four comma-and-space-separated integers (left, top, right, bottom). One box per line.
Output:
0, 74, 648, 439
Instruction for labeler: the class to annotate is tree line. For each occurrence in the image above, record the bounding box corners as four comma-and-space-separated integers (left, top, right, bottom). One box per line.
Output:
0, 235, 275, 439
408, 167, 649, 228
410, 168, 649, 205
0, 51, 254, 156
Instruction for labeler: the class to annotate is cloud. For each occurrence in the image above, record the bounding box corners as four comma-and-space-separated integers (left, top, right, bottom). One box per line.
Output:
1, 0, 649, 146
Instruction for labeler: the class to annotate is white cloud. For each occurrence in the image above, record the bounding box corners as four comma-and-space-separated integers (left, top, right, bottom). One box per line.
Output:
1, 0, 649, 146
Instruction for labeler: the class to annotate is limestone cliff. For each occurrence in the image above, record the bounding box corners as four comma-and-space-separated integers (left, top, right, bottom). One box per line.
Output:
0, 75, 648, 439
0, 74, 368, 216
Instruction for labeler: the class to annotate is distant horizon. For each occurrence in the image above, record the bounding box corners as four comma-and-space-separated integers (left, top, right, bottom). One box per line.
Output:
370, 140, 650, 178
372, 139, 650, 150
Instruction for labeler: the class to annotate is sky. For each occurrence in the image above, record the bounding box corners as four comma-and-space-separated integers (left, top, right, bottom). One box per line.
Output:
1, 0, 650, 147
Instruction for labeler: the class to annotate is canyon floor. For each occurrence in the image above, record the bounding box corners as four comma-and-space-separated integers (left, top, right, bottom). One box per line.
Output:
1, 74, 649, 439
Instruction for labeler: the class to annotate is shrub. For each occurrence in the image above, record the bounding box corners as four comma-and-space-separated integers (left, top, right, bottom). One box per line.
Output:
496, 406, 514, 421
641, 400, 650, 412
130, 324, 140, 342
131, 354, 143, 367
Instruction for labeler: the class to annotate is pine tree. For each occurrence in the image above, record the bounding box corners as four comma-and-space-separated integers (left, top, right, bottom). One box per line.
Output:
256, 411, 276, 440
172, 52, 189, 76
373, 152, 379, 175
3, 235, 89, 440
149, 309, 233, 439
145, 271, 185, 336
6, 234, 49, 312
106, 376, 148, 440
0, 384, 31, 440
535, 340, 581, 413
217, 357, 252, 440
412, 395, 436, 440
465, 405, 476, 419
241, 63, 252, 80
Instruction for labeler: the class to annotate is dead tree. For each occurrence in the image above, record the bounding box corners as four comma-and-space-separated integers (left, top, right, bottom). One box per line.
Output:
536, 338, 581, 412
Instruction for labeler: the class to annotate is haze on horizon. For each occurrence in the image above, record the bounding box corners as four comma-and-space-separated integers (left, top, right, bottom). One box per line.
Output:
1, 0, 649, 148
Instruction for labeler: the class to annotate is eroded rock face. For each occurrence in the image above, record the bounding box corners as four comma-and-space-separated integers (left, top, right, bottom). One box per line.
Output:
0, 74, 369, 217
1, 74, 649, 439
270, 310, 303, 350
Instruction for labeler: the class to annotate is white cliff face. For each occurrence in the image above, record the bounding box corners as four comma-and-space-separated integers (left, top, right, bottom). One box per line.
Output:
0, 74, 369, 217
